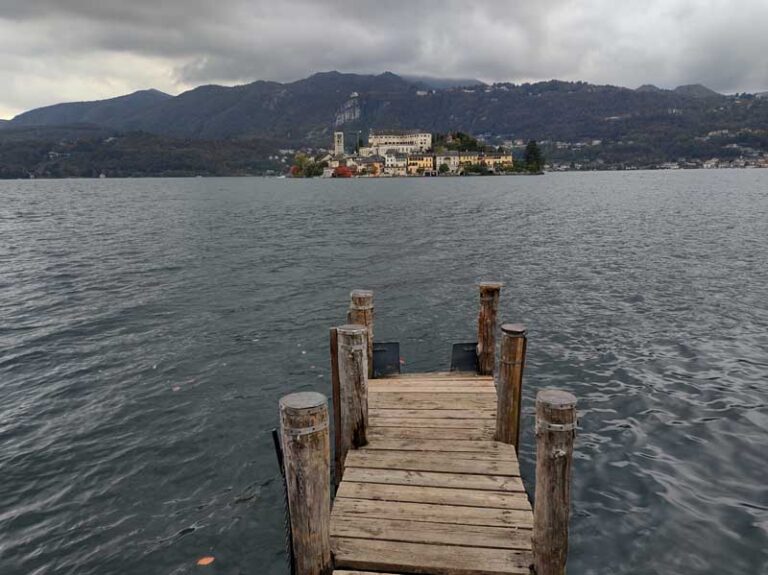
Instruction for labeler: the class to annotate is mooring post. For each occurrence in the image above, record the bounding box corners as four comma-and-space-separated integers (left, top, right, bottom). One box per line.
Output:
329, 327, 342, 488
334, 324, 369, 479
533, 389, 577, 575
278, 392, 332, 575
477, 282, 502, 375
495, 323, 527, 450
347, 289, 374, 378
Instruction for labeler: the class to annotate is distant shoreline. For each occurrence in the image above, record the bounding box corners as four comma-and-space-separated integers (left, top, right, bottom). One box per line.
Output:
4, 166, 768, 181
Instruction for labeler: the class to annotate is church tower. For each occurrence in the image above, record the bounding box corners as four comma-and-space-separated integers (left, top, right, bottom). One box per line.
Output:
334, 132, 344, 156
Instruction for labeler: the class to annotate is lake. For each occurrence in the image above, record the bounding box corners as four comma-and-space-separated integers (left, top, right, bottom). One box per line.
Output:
1, 171, 766, 574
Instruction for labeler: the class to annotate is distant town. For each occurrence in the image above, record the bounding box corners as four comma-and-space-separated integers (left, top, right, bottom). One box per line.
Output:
289, 130, 542, 178
287, 127, 768, 178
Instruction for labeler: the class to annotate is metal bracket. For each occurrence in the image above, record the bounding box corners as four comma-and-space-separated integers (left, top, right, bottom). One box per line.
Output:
282, 421, 329, 437
536, 421, 578, 432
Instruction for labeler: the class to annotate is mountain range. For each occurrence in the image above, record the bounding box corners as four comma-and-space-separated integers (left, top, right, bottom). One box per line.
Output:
1, 71, 767, 176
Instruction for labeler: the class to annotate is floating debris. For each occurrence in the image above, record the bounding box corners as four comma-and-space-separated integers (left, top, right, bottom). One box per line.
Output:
196, 556, 215, 566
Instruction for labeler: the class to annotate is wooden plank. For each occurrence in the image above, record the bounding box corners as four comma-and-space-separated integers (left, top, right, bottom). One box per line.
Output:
363, 439, 517, 455
331, 516, 532, 550
370, 409, 495, 419
344, 450, 520, 476
358, 448, 514, 465
369, 386, 497, 393
335, 482, 530, 510
341, 468, 527, 492
384, 375, 492, 381
368, 427, 496, 441
370, 374, 495, 384
332, 498, 533, 528
332, 537, 533, 575
370, 394, 496, 410
369, 417, 495, 429
368, 378, 496, 389
383, 372, 474, 379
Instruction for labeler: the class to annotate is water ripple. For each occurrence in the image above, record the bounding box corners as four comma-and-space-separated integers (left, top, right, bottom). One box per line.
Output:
1, 172, 767, 574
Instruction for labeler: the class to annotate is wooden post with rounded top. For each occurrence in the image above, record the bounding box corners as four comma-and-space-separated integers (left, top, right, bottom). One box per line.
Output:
335, 324, 369, 479
347, 290, 374, 378
477, 282, 502, 375
495, 323, 528, 450
279, 392, 332, 575
533, 389, 577, 575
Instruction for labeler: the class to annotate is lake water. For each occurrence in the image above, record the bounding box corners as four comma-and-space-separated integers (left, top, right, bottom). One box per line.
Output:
1, 171, 767, 575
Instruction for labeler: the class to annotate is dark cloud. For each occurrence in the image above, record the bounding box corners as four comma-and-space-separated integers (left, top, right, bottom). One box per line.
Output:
1, 0, 767, 118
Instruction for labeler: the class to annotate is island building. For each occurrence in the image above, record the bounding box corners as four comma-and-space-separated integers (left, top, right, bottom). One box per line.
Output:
407, 153, 436, 175
359, 129, 433, 157
384, 152, 408, 176
317, 129, 514, 177
435, 151, 461, 172
334, 132, 345, 156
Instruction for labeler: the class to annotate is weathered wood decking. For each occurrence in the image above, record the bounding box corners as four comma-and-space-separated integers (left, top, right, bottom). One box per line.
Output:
330, 372, 534, 575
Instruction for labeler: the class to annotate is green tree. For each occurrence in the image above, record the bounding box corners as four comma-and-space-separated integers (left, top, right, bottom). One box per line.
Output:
524, 141, 543, 173
438, 163, 450, 174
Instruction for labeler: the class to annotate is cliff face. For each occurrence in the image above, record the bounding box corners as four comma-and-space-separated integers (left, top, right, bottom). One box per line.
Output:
335, 96, 361, 127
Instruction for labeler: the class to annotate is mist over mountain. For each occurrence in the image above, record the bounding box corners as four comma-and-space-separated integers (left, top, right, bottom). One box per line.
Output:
9, 71, 759, 145
3, 71, 768, 176
671, 84, 724, 99
401, 75, 486, 90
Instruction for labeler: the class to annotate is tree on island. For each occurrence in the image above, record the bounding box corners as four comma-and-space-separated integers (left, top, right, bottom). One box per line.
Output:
333, 165, 353, 178
524, 141, 544, 173
434, 132, 483, 152
290, 153, 327, 177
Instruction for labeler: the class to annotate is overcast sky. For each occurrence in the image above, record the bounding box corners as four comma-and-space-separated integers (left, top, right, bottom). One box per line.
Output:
1, 0, 767, 119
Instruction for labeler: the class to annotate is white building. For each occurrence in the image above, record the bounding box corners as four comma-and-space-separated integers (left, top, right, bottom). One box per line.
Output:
434, 152, 461, 173
367, 130, 432, 155
384, 151, 408, 176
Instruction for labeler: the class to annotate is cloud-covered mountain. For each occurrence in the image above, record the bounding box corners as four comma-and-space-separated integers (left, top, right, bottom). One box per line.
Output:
10, 71, 763, 146
4, 71, 768, 175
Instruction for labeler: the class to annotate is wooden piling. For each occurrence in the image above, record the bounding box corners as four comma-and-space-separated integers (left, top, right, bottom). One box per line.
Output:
335, 324, 369, 477
330, 327, 342, 487
495, 323, 527, 450
476, 282, 502, 376
279, 392, 332, 575
533, 389, 577, 575
347, 290, 374, 378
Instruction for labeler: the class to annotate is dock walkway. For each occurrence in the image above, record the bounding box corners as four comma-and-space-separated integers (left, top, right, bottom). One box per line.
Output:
330, 372, 534, 575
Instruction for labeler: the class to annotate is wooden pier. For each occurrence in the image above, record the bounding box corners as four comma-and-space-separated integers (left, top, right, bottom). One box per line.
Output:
276, 286, 578, 575
331, 371, 533, 575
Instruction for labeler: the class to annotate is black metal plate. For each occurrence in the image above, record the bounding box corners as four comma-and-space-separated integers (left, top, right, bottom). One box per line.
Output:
450, 342, 479, 373
373, 342, 401, 378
